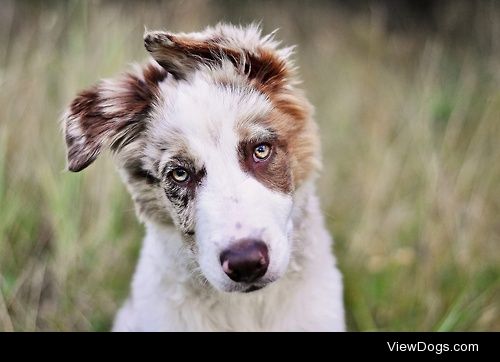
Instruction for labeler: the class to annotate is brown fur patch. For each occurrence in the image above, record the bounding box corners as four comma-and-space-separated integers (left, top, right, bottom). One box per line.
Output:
238, 139, 292, 194
264, 94, 319, 187
246, 49, 289, 92
235, 82, 317, 189
245, 51, 318, 188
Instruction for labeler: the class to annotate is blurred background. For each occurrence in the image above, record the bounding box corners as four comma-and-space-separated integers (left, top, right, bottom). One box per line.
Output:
0, 0, 499, 331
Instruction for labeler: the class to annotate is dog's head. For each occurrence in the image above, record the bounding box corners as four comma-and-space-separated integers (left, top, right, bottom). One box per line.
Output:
63, 24, 319, 293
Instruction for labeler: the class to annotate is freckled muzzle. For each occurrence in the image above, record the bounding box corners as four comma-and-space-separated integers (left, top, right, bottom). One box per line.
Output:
219, 239, 269, 284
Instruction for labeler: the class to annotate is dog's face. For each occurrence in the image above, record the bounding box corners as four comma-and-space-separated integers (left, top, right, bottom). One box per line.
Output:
63, 24, 319, 293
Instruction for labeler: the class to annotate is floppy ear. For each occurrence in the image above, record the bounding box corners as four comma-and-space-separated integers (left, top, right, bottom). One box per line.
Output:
63, 62, 167, 172
143, 27, 292, 89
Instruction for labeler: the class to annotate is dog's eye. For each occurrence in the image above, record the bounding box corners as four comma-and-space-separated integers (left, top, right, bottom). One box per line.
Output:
253, 144, 271, 161
170, 168, 189, 183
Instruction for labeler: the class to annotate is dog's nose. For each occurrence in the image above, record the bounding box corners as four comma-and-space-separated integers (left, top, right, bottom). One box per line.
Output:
220, 239, 269, 283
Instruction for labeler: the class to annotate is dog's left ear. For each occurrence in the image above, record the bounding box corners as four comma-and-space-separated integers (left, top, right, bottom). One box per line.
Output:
62, 63, 166, 172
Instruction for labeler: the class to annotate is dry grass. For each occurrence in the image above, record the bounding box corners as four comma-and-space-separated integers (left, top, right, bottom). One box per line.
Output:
0, 0, 499, 331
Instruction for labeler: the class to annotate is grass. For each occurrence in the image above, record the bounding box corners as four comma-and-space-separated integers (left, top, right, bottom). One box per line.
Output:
0, 0, 499, 331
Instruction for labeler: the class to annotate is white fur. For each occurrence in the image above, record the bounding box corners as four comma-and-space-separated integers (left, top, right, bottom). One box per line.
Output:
113, 69, 346, 331
151, 71, 293, 292
114, 184, 345, 331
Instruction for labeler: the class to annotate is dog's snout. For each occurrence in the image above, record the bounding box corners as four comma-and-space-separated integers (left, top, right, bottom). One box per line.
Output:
220, 239, 269, 283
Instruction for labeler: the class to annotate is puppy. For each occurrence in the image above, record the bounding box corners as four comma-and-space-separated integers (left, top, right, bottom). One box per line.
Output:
62, 23, 345, 331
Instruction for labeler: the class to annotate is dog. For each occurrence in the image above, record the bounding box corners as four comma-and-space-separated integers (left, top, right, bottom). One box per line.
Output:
62, 23, 345, 331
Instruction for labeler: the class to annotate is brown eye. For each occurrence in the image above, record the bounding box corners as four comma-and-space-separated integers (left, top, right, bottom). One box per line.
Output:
170, 168, 189, 183
253, 144, 271, 161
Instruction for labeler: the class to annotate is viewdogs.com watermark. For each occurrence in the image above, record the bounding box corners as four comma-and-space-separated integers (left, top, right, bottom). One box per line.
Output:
387, 341, 479, 354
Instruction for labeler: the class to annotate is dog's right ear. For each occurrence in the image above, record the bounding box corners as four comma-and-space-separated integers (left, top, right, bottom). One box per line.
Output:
143, 30, 220, 80
62, 62, 167, 172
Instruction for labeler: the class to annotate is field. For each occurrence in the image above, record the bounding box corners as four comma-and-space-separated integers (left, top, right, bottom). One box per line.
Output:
0, 0, 499, 331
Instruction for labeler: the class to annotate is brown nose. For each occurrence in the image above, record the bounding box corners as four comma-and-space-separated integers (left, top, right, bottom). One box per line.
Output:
220, 239, 269, 283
